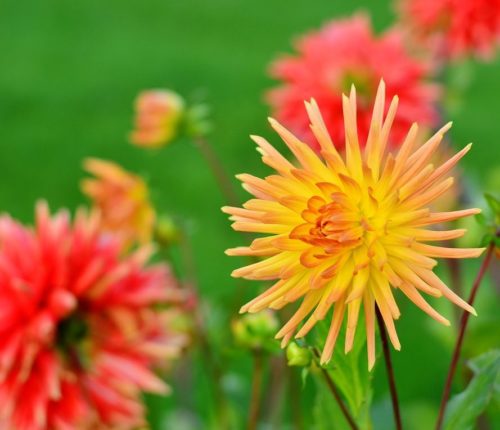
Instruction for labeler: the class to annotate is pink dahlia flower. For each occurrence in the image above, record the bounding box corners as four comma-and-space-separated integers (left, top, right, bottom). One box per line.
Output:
0, 202, 187, 430
267, 15, 439, 152
400, 0, 500, 59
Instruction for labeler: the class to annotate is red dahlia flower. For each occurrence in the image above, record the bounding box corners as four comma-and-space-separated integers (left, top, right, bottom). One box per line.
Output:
0, 203, 187, 430
267, 15, 439, 152
400, 0, 500, 59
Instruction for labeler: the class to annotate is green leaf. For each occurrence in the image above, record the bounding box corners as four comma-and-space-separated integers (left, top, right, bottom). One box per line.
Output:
484, 193, 500, 215
474, 213, 487, 227
312, 317, 374, 429
313, 372, 351, 430
301, 367, 310, 388
443, 350, 500, 430
480, 233, 495, 247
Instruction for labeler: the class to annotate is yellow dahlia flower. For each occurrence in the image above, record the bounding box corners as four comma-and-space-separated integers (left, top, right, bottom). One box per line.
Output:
223, 81, 483, 369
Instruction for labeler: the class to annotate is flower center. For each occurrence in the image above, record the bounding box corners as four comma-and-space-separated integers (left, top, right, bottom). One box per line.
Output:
301, 192, 366, 253
291, 186, 387, 271
56, 312, 90, 365
340, 71, 374, 105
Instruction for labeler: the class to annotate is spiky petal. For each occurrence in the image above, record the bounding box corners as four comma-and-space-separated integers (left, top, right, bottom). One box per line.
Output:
0, 202, 188, 429
224, 80, 483, 370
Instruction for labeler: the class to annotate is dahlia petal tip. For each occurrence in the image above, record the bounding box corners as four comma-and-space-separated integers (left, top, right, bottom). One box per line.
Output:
320, 351, 331, 366
230, 268, 243, 278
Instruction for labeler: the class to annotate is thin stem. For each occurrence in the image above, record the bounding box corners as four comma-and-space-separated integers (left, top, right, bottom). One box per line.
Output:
248, 350, 265, 430
312, 348, 359, 430
376, 308, 403, 430
435, 242, 495, 430
194, 136, 240, 207
288, 365, 303, 430
193, 136, 258, 312
176, 230, 230, 429
265, 356, 287, 428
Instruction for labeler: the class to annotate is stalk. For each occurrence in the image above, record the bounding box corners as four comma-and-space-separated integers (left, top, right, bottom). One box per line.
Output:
435, 243, 495, 430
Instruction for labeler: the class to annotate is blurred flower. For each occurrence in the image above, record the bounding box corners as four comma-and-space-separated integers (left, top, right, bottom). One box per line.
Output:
82, 158, 155, 247
224, 81, 483, 369
231, 310, 279, 352
0, 202, 187, 429
399, 0, 500, 59
267, 15, 439, 152
130, 89, 185, 148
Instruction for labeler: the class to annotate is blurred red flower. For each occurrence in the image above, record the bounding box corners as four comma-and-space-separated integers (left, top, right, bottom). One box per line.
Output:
400, 0, 500, 59
0, 203, 187, 430
267, 15, 439, 152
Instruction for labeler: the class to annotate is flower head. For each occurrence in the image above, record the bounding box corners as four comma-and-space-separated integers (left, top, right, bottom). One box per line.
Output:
400, 0, 500, 59
130, 89, 185, 148
224, 81, 483, 369
0, 202, 187, 429
267, 15, 439, 152
81, 158, 156, 247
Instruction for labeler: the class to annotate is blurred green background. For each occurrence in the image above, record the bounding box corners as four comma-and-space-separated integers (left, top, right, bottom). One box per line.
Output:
0, 1, 498, 429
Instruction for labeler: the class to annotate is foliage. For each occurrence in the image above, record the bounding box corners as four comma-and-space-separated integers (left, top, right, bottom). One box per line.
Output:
443, 350, 500, 430
313, 318, 374, 428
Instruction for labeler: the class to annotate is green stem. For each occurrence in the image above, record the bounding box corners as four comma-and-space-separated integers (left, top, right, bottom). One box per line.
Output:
248, 350, 265, 430
376, 308, 403, 430
176, 229, 231, 429
312, 348, 359, 430
435, 242, 495, 430
194, 136, 240, 207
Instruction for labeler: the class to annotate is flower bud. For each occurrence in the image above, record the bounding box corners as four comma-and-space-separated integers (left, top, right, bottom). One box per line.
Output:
231, 310, 279, 351
286, 342, 312, 367
154, 215, 180, 248
130, 89, 185, 148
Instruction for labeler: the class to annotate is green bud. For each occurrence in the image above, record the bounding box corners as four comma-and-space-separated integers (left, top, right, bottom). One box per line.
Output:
154, 215, 180, 247
286, 342, 312, 367
232, 310, 279, 351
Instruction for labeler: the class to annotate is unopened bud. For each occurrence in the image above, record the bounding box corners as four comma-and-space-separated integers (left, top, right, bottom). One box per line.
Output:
286, 342, 312, 367
130, 89, 185, 148
232, 310, 279, 351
